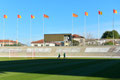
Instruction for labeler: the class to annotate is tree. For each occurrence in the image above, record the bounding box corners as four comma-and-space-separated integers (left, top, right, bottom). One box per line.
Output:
104, 41, 114, 45
4, 42, 25, 46
101, 30, 120, 39
72, 40, 79, 46
86, 32, 95, 39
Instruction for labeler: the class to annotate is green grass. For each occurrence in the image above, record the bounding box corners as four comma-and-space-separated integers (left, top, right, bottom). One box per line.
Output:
0, 57, 120, 80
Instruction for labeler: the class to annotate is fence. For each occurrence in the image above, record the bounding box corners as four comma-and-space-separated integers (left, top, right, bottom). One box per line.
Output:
0, 46, 120, 58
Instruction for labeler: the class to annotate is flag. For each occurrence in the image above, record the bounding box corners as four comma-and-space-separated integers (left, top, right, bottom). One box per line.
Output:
85, 12, 88, 16
113, 9, 117, 14
17, 15, 21, 18
4, 15, 7, 18
44, 14, 49, 18
72, 13, 78, 17
31, 15, 35, 19
98, 11, 102, 15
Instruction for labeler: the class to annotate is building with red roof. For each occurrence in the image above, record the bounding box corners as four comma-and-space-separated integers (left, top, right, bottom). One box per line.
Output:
31, 34, 86, 46
72, 34, 85, 46
31, 33, 72, 46
0, 40, 18, 46
31, 39, 61, 46
72, 34, 84, 38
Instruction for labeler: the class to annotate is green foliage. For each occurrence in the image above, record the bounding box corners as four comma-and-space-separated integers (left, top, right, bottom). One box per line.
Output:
72, 40, 79, 46
4, 43, 22, 46
104, 41, 113, 45
101, 30, 120, 39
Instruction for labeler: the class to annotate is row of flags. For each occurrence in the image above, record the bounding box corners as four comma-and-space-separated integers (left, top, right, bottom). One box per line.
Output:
3, 9, 118, 19
72, 9, 117, 17
3, 14, 49, 19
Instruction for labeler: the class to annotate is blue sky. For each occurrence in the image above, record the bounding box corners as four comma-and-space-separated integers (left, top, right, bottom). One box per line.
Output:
0, 0, 120, 45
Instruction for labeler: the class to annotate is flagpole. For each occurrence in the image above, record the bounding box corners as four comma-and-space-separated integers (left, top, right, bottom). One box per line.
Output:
113, 13, 115, 46
72, 13, 73, 34
30, 15, 32, 46
98, 13, 100, 45
16, 18, 19, 46
43, 14, 45, 46
72, 13, 74, 46
84, 15, 86, 38
84, 14, 86, 46
3, 18, 5, 47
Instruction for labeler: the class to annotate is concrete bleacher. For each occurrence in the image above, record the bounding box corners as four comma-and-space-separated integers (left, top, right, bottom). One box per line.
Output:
0, 46, 120, 57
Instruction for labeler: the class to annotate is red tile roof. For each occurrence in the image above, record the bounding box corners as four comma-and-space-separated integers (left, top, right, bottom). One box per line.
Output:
31, 39, 44, 43
72, 34, 84, 38
31, 39, 61, 45
0, 40, 17, 43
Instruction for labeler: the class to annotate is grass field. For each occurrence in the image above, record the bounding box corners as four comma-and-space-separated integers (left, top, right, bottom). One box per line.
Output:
0, 57, 120, 80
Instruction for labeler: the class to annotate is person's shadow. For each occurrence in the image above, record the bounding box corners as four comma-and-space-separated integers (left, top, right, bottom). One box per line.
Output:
0, 58, 120, 79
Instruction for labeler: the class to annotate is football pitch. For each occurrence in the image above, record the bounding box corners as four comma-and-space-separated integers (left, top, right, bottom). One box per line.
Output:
0, 57, 120, 80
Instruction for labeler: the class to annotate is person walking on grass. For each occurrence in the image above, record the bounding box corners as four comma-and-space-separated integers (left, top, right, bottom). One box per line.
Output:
58, 53, 61, 59
63, 53, 66, 59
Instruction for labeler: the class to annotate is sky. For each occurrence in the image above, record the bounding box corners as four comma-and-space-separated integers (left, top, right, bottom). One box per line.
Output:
0, 0, 120, 45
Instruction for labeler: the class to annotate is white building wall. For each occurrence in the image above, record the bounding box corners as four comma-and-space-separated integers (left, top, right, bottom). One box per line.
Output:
31, 44, 34, 46
38, 44, 42, 46
73, 38, 81, 42
31, 43, 55, 47
49, 43, 55, 46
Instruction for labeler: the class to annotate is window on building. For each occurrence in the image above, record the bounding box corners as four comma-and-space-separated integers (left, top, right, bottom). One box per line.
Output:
34, 45, 38, 46
46, 44, 49, 46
